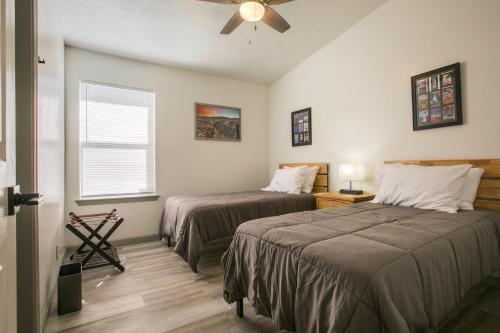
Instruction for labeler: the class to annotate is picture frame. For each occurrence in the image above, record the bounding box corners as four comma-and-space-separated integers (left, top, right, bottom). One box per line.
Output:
195, 103, 241, 142
291, 108, 312, 146
411, 63, 462, 131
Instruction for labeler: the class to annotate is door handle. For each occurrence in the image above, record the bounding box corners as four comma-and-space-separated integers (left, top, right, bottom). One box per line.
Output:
6, 185, 43, 216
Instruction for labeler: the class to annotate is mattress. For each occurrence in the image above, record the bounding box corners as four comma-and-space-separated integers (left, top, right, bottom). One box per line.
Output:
222, 202, 500, 333
159, 190, 315, 272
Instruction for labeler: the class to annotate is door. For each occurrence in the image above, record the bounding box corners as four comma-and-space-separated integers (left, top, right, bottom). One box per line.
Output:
15, 0, 41, 331
0, 0, 42, 332
0, 0, 18, 331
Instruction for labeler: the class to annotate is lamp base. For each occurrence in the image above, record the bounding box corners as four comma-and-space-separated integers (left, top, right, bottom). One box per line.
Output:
339, 189, 364, 195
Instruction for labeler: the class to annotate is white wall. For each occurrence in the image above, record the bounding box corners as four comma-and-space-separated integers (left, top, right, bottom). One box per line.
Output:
269, 0, 500, 192
65, 47, 269, 246
38, 0, 65, 327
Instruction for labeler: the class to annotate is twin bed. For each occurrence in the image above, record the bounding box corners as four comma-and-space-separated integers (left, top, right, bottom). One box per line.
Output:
222, 159, 500, 332
159, 163, 328, 272
160, 159, 500, 332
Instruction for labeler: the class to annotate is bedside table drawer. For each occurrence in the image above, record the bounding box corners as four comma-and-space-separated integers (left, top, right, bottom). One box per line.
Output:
315, 192, 374, 210
317, 200, 349, 209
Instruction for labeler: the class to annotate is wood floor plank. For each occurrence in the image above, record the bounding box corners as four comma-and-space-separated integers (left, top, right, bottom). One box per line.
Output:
44, 241, 500, 333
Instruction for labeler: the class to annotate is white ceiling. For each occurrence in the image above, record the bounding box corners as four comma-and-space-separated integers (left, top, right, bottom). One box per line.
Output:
61, 0, 388, 85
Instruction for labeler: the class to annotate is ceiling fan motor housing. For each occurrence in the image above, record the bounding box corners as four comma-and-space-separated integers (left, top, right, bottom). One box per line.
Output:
198, 0, 293, 34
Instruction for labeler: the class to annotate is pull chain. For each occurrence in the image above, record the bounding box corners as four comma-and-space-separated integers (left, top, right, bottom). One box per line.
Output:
249, 24, 258, 46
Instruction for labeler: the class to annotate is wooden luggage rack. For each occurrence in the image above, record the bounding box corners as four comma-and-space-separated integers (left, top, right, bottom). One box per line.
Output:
66, 209, 125, 272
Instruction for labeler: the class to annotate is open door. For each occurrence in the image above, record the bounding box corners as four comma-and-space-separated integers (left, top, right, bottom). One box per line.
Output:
0, 0, 18, 332
14, 0, 44, 331
1, 0, 45, 332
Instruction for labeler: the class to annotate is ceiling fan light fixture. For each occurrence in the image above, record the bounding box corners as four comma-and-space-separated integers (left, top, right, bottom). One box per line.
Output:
239, 1, 265, 22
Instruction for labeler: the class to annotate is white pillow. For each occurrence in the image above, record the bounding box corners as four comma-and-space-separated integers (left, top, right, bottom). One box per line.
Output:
285, 166, 320, 193
373, 163, 472, 213
262, 166, 307, 194
458, 168, 484, 210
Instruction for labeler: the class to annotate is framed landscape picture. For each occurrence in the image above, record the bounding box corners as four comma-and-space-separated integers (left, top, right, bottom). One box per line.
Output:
411, 63, 462, 131
291, 108, 312, 146
195, 103, 241, 141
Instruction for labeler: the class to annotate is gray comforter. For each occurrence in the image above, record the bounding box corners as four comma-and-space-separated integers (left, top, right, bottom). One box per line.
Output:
222, 202, 500, 333
159, 191, 315, 272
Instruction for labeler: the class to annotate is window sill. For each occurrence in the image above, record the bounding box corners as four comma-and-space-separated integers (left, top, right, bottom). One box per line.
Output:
75, 193, 160, 205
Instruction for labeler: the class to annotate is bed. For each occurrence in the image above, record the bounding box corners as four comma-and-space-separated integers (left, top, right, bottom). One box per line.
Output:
159, 163, 328, 272
222, 159, 500, 332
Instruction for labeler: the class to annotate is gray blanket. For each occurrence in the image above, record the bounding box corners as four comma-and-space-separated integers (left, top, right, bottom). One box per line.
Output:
222, 202, 500, 333
159, 191, 315, 272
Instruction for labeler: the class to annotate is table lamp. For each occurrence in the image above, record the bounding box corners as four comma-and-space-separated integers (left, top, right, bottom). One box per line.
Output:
338, 164, 367, 195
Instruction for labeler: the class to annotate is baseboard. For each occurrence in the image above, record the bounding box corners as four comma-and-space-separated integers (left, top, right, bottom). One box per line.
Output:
65, 234, 159, 254
40, 246, 66, 333
112, 235, 159, 247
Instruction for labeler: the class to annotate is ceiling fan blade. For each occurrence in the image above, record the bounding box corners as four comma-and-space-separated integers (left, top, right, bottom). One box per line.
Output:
220, 11, 244, 34
261, 6, 291, 33
197, 0, 240, 4
265, 0, 295, 4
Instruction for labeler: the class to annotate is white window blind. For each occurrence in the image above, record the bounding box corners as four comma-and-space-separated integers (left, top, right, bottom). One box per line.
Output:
79, 81, 155, 198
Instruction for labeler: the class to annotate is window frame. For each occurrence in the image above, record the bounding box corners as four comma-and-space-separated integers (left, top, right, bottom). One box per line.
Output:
78, 80, 157, 200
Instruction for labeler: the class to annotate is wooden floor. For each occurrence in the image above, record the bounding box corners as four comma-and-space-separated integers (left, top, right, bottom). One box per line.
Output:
45, 241, 500, 333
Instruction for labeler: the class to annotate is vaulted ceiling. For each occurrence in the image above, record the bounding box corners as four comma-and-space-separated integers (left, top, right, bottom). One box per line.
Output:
61, 0, 388, 85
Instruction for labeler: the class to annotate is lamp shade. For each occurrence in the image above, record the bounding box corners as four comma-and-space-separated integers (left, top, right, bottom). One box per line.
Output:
339, 164, 367, 181
239, 1, 266, 22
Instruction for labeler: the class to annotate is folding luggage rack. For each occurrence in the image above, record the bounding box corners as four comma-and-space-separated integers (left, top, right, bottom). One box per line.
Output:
66, 209, 125, 272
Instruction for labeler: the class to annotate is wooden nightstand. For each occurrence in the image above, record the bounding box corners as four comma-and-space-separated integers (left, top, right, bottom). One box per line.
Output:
314, 192, 375, 209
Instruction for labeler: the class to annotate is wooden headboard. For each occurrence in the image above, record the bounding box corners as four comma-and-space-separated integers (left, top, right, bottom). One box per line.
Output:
385, 159, 500, 211
279, 163, 329, 193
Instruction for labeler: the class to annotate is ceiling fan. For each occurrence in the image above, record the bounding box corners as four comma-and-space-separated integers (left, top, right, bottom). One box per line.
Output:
198, 0, 294, 35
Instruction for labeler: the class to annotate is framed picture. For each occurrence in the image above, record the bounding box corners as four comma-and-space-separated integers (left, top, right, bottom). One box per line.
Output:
411, 63, 462, 131
291, 108, 312, 146
195, 103, 241, 141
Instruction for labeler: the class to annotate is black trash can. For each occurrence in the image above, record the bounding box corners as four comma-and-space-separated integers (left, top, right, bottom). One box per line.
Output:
58, 263, 82, 315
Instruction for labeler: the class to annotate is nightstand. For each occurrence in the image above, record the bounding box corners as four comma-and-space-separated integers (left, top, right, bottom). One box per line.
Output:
314, 192, 375, 209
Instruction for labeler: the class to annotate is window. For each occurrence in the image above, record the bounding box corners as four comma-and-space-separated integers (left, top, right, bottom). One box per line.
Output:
79, 81, 155, 198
